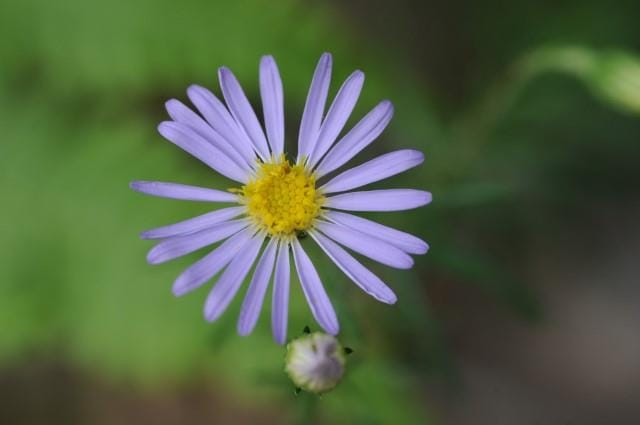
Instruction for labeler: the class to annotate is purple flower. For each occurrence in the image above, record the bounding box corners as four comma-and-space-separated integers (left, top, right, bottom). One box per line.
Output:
131, 53, 431, 344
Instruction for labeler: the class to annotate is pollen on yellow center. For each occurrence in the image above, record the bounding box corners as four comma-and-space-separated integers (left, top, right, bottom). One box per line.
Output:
238, 156, 323, 237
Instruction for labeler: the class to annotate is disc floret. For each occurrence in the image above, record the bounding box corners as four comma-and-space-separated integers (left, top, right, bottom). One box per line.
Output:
239, 156, 323, 238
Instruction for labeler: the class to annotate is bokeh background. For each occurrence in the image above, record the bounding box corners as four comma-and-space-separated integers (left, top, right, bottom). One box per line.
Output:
1, 0, 640, 424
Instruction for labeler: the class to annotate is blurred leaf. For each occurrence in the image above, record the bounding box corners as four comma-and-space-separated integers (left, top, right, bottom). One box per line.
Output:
519, 46, 640, 115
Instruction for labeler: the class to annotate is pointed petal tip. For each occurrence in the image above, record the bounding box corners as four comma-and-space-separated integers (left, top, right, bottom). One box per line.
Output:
415, 241, 430, 255
409, 149, 425, 163
237, 324, 252, 337
164, 98, 179, 110
171, 281, 189, 297
146, 241, 185, 265
218, 66, 232, 80
375, 287, 398, 304
373, 285, 398, 304
203, 304, 217, 322
314, 53, 332, 71
260, 54, 276, 64
351, 69, 365, 81
401, 257, 414, 269
139, 230, 154, 240
164, 100, 186, 123
325, 324, 340, 336
373, 99, 394, 120
186, 84, 204, 96
146, 251, 159, 265
217, 67, 233, 86
157, 120, 173, 137
422, 191, 433, 205
344, 70, 365, 90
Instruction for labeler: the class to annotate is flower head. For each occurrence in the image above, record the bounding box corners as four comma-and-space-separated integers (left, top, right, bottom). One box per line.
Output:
131, 53, 431, 344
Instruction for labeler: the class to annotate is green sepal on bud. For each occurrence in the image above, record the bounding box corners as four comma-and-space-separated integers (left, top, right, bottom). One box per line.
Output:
285, 331, 347, 394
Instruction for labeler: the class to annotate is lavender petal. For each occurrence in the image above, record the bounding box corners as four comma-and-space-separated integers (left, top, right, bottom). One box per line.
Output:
165, 99, 252, 171
140, 206, 245, 240
186, 84, 257, 164
326, 189, 432, 212
325, 211, 429, 255
172, 228, 254, 296
259, 56, 285, 156
272, 241, 291, 344
310, 230, 397, 304
147, 219, 249, 265
307, 70, 364, 168
315, 220, 413, 269
158, 121, 249, 183
315, 100, 394, 177
237, 238, 278, 336
291, 239, 339, 335
129, 181, 237, 203
218, 67, 271, 161
320, 149, 424, 194
204, 233, 264, 322
297, 53, 332, 163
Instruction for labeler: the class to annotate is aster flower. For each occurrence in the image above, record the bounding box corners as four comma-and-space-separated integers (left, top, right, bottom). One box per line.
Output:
131, 53, 431, 344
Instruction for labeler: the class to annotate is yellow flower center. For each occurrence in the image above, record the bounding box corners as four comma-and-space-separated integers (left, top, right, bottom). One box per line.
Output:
238, 156, 324, 238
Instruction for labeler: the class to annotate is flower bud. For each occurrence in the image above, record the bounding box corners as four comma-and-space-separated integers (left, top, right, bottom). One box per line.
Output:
285, 332, 346, 394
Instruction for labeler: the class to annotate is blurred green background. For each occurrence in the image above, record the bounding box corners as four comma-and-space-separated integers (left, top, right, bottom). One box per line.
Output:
1, 0, 640, 424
